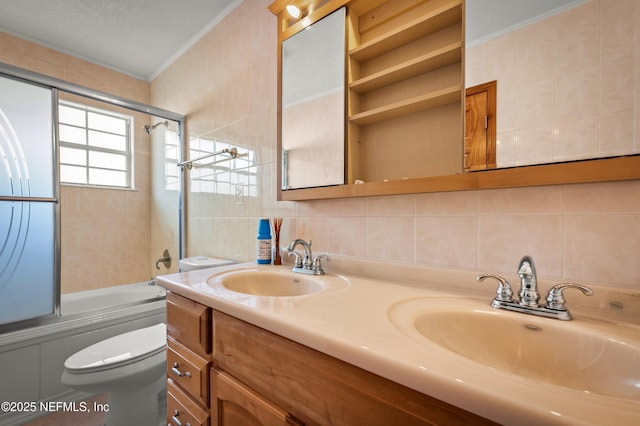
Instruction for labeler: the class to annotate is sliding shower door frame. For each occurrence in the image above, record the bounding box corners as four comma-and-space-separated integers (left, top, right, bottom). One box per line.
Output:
0, 62, 187, 332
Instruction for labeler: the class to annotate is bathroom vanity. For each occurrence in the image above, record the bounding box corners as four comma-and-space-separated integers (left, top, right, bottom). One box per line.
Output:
157, 261, 640, 426
163, 288, 492, 425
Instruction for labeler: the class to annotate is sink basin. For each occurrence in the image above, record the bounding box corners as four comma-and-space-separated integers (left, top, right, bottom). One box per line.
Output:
389, 297, 640, 400
207, 267, 348, 297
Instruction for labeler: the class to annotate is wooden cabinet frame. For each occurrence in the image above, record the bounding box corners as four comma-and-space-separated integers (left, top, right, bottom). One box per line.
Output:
269, 0, 640, 201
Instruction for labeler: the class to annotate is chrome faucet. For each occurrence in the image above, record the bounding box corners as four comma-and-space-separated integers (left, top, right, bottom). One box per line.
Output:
517, 255, 540, 307
286, 239, 330, 275
478, 255, 594, 320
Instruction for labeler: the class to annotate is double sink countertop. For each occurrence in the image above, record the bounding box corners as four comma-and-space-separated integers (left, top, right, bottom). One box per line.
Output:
157, 258, 640, 426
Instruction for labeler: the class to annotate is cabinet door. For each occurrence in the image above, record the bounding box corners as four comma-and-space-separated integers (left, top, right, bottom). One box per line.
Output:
211, 369, 303, 426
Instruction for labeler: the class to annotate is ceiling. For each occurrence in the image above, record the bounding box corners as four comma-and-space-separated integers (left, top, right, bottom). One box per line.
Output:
0, 0, 583, 83
0, 0, 240, 81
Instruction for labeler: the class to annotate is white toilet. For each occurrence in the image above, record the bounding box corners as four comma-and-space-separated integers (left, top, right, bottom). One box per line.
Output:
61, 323, 167, 426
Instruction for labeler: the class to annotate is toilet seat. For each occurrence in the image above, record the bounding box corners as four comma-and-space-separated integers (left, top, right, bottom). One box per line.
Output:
64, 323, 166, 373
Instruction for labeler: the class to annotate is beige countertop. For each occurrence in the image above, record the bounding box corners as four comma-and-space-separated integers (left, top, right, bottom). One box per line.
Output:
157, 259, 640, 426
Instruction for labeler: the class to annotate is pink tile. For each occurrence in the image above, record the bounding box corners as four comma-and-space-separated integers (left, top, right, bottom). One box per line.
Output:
327, 217, 365, 257
325, 198, 366, 216
600, 0, 636, 62
479, 186, 563, 215
61, 255, 100, 294
465, 44, 485, 87
564, 215, 640, 287
599, 109, 635, 156
366, 195, 415, 216
555, 66, 599, 123
563, 181, 640, 214
415, 191, 477, 216
515, 77, 554, 130
296, 200, 328, 217
553, 118, 598, 162
516, 16, 555, 86
600, 55, 635, 114
62, 219, 99, 256
415, 216, 478, 270
515, 125, 555, 166
483, 32, 517, 91
496, 131, 516, 167
365, 217, 414, 262
295, 216, 328, 252
478, 215, 563, 278
556, 0, 600, 74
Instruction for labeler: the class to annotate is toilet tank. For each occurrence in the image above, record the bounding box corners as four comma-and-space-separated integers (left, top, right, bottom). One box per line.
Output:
178, 256, 236, 272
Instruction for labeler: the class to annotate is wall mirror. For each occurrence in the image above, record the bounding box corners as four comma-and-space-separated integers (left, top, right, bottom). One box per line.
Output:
270, 0, 640, 201
281, 7, 345, 190
466, 0, 639, 170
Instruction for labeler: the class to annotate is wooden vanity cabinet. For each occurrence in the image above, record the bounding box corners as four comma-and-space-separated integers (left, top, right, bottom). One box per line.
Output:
211, 311, 497, 426
166, 290, 495, 425
166, 291, 213, 426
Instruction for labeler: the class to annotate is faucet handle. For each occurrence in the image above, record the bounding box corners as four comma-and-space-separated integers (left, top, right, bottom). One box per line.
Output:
477, 274, 514, 302
546, 283, 594, 310
287, 251, 303, 268
312, 255, 330, 274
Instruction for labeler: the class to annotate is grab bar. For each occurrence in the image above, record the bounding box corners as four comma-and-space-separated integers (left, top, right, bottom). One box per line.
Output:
177, 147, 240, 170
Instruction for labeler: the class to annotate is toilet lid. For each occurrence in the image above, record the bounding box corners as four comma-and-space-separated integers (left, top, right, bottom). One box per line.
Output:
64, 323, 166, 373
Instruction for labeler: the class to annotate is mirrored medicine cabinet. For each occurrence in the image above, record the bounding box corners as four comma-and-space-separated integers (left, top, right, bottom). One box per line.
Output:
269, 0, 640, 201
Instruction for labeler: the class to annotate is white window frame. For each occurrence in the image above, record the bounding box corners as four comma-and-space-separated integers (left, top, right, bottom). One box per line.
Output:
58, 101, 134, 189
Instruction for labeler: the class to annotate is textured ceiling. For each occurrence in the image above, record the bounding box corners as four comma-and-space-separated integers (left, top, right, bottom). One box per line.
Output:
0, 0, 240, 81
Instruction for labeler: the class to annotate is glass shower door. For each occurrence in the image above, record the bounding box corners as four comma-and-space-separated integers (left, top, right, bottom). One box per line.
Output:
0, 75, 57, 327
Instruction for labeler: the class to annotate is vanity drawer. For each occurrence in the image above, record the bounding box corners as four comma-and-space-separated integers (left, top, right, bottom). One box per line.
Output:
167, 337, 210, 408
168, 378, 210, 426
167, 291, 211, 356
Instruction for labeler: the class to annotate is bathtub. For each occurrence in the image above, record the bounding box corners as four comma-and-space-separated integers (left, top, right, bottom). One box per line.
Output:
0, 282, 166, 426
61, 281, 166, 316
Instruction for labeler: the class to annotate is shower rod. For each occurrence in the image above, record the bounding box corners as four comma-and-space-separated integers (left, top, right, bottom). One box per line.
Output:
177, 147, 241, 170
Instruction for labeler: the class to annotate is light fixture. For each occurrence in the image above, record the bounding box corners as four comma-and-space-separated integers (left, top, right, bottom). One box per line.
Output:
286, 4, 301, 19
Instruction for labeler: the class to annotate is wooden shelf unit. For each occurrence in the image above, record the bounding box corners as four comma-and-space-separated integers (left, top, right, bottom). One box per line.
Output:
350, 41, 462, 94
347, 0, 464, 183
349, 0, 463, 61
350, 84, 461, 125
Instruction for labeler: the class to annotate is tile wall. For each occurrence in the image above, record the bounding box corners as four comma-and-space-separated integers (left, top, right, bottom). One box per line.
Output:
150, 0, 639, 290
0, 32, 154, 293
466, 0, 639, 167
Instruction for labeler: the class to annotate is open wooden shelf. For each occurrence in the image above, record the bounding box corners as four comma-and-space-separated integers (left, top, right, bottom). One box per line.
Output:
349, 0, 462, 62
350, 41, 462, 93
349, 84, 461, 125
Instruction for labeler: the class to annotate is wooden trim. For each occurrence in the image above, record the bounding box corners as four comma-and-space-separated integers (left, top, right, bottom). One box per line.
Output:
278, 155, 640, 200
